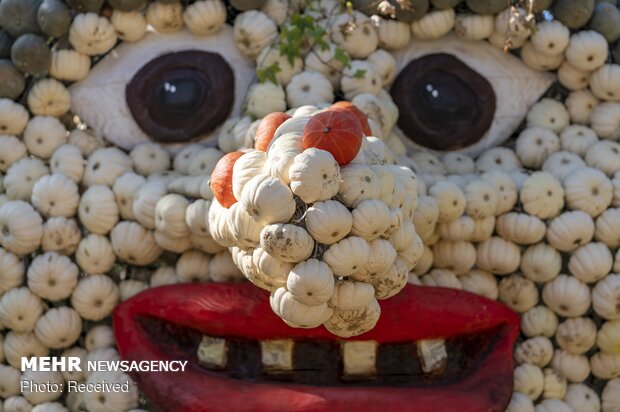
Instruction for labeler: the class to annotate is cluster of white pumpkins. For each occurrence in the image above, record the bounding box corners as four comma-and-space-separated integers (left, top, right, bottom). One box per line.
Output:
208, 108, 421, 337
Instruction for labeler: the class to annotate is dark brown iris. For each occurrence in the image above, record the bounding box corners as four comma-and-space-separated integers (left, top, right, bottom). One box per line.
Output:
390, 53, 496, 151
126, 50, 234, 144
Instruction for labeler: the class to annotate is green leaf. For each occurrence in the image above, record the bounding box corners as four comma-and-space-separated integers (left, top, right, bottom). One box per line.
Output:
334, 47, 350, 68
257, 62, 281, 85
353, 69, 366, 79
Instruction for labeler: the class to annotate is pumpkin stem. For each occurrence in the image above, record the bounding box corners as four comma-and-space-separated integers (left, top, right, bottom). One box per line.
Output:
323, 127, 330, 133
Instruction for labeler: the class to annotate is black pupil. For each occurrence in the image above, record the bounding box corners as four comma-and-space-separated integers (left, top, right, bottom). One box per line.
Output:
416, 72, 477, 124
157, 72, 208, 114
390, 53, 496, 151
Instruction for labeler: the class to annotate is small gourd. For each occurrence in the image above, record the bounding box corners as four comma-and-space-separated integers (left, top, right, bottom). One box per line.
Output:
565, 30, 608, 72
31, 173, 79, 218
78, 185, 119, 235
515, 128, 560, 169
520, 243, 562, 283
330, 11, 378, 59
183, 0, 226, 36
322, 236, 370, 276
287, 259, 335, 306
411, 8, 455, 40
233, 11, 278, 59
546, 210, 595, 252
69, 13, 117, 56
75, 234, 115, 275
519, 172, 564, 219
23, 116, 67, 159
110, 221, 162, 266
526, 99, 570, 133
542, 274, 591, 317
555, 317, 597, 355
585, 140, 620, 177
240, 174, 296, 225
145, 2, 183, 33
270, 287, 333, 328
564, 167, 613, 217
71, 275, 119, 321
496, 213, 546, 245
498, 275, 539, 313
476, 236, 521, 275
110, 10, 147, 42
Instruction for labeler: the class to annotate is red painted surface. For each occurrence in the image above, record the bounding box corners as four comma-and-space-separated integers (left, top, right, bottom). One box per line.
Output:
114, 283, 519, 412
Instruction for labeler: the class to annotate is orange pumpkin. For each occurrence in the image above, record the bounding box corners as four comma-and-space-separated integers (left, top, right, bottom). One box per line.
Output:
210, 151, 244, 208
254, 112, 291, 152
330, 101, 372, 136
302, 110, 363, 165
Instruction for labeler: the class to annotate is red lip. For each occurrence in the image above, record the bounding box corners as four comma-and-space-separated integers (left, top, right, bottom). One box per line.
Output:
113, 283, 519, 412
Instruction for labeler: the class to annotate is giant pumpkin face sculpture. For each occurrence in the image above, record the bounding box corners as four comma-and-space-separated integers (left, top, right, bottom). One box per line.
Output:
1, 0, 620, 411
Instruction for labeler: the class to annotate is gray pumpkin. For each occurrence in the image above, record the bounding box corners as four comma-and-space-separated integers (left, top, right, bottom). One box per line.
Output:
66, 0, 104, 13
532, 0, 555, 12
552, 0, 595, 29
0, 59, 25, 99
0, 30, 12, 59
230, 0, 267, 11
465, 0, 508, 14
108, 0, 147, 12
10, 33, 50, 76
431, 0, 462, 9
0, 0, 43, 37
37, 0, 72, 38
590, 2, 620, 42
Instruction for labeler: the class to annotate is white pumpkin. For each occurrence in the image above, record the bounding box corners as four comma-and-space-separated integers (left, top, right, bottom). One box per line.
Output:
78, 185, 119, 235
330, 11, 378, 59
133, 181, 167, 229
565, 89, 599, 125
520, 243, 561, 283
542, 275, 591, 317
513, 363, 544, 400
350, 199, 390, 241
322, 236, 370, 277
154, 230, 192, 254
246, 82, 287, 119
454, 13, 494, 40
593, 274, 620, 320
431, 239, 476, 275
50, 144, 85, 183
0, 201, 43, 255
3, 331, 48, 369
110, 10, 147, 42
568, 242, 613, 284
68, 128, 104, 156
515, 127, 560, 169
436, 215, 474, 242
479, 171, 518, 215
602, 379, 620, 412
83, 371, 138, 411
556, 317, 597, 355
41, 217, 80, 255
287, 259, 335, 306
260, 223, 314, 263
27, 251, 78, 302
590, 352, 620, 379
375, 17, 411, 49
476, 236, 521, 275
411, 8, 455, 40
526, 99, 570, 133
367, 49, 396, 87
338, 164, 381, 208
412, 245, 433, 276
498, 275, 539, 313
27, 78, 71, 117
324, 296, 380, 337
35, 307, 82, 349
154, 194, 190, 239
23, 116, 67, 159
329, 280, 374, 311
497, 213, 546, 245
146, 2, 183, 33
30, 173, 78, 219
591, 102, 620, 140
590, 64, 620, 102
0, 247, 24, 295
240, 174, 296, 225
111, 172, 145, 221
564, 167, 613, 217
542, 367, 567, 399
520, 41, 564, 71
270, 287, 333, 328
233, 10, 278, 59
289, 148, 340, 203
110, 221, 162, 266
75, 234, 115, 275
442, 153, 475, 175
505, 392, 535, 412
531, 20, 570, 56
69, 13, 117, 56
83, 147, 133, 188
520, 172, 564, 219
595, 208, 620, 248
227, 202, 263, 249
475, 147, 522, 173
585, 140, 620, 177
304, 43, 345, 89
129, 143, 171, 176
182, 0, 226, 36
460, 269, 498, 300
521, 306, 558, 338
514, 336, 554, 367
21, 370, 64, 404
0, 287, 43, 332
5, 158, 49, 201
542, 151, 586, 181
0, 98, 29, 135
428, 180, 466, 224
565, 384, 599, 412
421, 269, 462, 289
557, 61, 591, 91
340, 60, 382, 100
559, 125, 598, 157
565, 30, 609, 72
0, 135, 26, 173
304, 201, 352, 246
355, 238, 397, 282
176, 250, 210, 282
546, 210, 595, 252
597, 320, 620, 354
257, 46, 303, 87
463, 180, 497, 219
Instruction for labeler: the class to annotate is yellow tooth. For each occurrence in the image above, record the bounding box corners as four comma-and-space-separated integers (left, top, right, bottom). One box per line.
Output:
261, 340, 294, 372
417, 339, 447, 374
197, 336, 227, 369
341, 341, 377, 378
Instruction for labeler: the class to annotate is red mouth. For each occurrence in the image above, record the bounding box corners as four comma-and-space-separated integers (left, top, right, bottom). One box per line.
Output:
113, 283, 519, 412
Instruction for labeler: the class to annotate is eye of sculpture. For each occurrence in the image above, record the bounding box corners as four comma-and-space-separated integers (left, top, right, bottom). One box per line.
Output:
391, 53, 496, 151
126, 50, 235, 143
